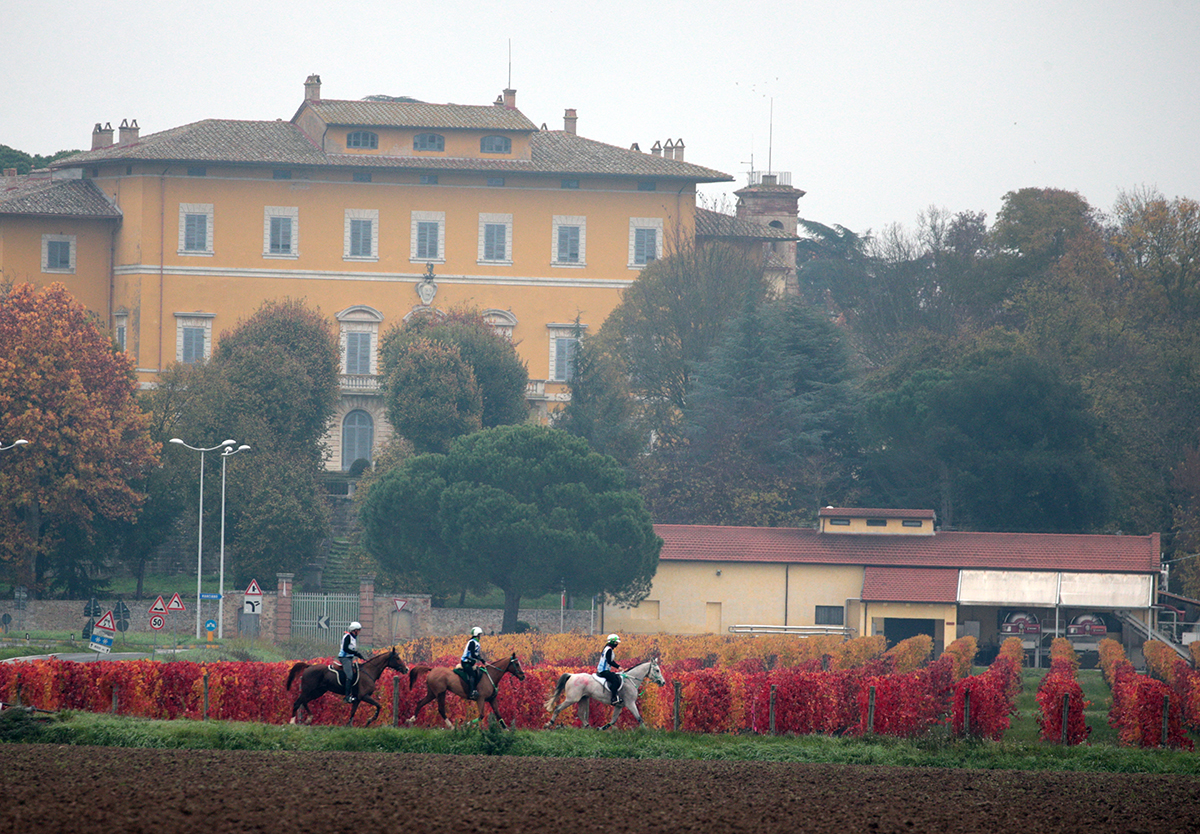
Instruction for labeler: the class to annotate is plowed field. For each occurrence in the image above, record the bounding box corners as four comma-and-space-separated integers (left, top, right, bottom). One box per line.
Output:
2, 745, 1198, 833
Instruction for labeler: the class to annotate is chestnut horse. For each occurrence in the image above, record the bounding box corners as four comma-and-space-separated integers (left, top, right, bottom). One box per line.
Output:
544, 657, 665, 730
286, 646, 408, 726
406, 652, 526, 729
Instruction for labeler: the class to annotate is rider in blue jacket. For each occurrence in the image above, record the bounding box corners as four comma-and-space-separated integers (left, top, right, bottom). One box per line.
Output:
597, 634, 623, 705
461, 627, 485, 698
339, 622, 365, 703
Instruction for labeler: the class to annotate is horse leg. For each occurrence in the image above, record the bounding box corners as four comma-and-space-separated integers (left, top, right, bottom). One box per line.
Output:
626, 698, 645, 728
361, 696, 382, 727
406, 691, 434, 726
544, 695, 575, 729
601, 703, 622, 730
579, 696, 590, 727
436, 692, 452, 729
346, 699, 359, 726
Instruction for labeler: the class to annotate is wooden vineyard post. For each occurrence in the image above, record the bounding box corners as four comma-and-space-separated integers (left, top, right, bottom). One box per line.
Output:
769, 684, 777, 735
866, 685, 876, 734
202, 666, 210, 720
393, 682, 401, 728
111, 683, 119, 715
1061, 694, 1070, 745
963, 689, 971, 738
673, 680, 682, 731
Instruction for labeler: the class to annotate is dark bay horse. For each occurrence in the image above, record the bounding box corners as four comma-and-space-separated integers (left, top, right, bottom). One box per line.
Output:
286, 646, 408, 726
406, 652, 526, 729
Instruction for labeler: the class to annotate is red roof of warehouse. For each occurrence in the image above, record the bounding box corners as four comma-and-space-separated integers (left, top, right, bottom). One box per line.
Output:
862, 567, 959, 602
652, 524, 1161, 574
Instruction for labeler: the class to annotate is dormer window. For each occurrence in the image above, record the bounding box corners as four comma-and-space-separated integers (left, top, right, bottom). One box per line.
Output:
414, 133, 445, 151
347, 131, 379, 150
480, 135, 512, 154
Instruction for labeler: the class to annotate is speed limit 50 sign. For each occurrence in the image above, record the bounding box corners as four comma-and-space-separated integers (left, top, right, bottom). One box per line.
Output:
150, 614, 165, 631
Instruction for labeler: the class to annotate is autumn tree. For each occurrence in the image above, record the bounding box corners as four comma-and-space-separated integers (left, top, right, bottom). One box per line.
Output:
360, 424, 661, 632
0, 282, 158, 595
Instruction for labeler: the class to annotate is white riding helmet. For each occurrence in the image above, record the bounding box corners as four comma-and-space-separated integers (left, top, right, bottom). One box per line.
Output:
607, 633, 620, 645
349, 622, 362, 632
471, 627, 483, 637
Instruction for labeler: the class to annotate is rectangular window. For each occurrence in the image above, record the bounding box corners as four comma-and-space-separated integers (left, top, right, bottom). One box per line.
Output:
269, 216, 292, 254
273, 169, 292, 180
419, 174, 438, 185
634, 227, 657, 265
181, 327, 206, 364
411, 211, 445, 262
353, 172, 372, 183
553, 337, 578, 382
45, 239, 72, 271
557, 225, 580, 263
902, 519, 924, 528
187, 166, 206, 177
487, 177, 505, 187
828, 518, 851, 526
815, 606, 845, 626
115, 324, 127, 351
416, 221, 439, 260
184, 214, 207, 251
866, 519, 888, 527
179, 204, 213, 254
344, 209, 378, 260
561, 178, 579, 189
637, 181, 657, 191
483, 223, 507, 261
345, 332, 371, 375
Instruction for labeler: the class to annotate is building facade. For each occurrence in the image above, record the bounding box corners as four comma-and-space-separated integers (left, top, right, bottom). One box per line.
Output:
2, 76, 749, 470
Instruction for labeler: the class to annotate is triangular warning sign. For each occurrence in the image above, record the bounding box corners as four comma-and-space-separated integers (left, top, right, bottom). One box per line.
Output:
149, 596, 167, 614
95, 611, 116, 631
245, 579, 263, 596
166, 593, 186, 612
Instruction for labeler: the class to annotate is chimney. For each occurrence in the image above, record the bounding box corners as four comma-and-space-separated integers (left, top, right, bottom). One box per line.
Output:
663, 138, 675, 159
502, 88, 516, 109
761, 173, 777, 186
563, 108, 577, 134
630, 142, 641, 152
304, 74, 322, 102
118, 119, 140, 145
92, 122, 114, 150
673, 138, 684, 162
650, 140, 662, 157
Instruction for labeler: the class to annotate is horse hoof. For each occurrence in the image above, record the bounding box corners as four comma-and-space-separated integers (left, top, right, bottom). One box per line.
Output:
405, 717, 416, 726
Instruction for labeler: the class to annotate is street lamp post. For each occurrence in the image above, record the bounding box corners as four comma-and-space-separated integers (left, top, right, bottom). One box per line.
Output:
0, 439, 29, 451
218, 444, 250, 639
169, 438, 236, 639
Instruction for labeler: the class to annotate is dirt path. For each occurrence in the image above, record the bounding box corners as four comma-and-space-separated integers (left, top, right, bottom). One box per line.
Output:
2, 745, 1198, 833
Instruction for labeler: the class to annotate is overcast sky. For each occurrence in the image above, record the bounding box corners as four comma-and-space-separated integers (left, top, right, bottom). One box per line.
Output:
5, 0, 1197, 235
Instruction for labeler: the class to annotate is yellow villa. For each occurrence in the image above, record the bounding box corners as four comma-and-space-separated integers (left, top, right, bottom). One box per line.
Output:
1, 75, 799, 469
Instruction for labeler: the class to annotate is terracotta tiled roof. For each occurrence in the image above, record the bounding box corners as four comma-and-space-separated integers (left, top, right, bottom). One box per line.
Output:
695, 207, 795, 240
862, 567, 959, 602
653, 524, 1161, 574
57, 120, 327, 166
53, 121, 731, 182
819, 507, 937, 520
0, 176, 122, 218
304, 99, 539, 131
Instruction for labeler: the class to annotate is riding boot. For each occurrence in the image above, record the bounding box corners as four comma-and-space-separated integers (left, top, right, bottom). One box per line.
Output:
610, 684, 622, 706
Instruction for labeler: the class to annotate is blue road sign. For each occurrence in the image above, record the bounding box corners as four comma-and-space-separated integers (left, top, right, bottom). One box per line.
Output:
205, 619, 217, 632
89, 633, 113, 653
199, 593, 222, 600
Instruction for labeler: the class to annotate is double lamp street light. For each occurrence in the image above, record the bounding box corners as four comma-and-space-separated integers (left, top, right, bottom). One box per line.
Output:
1, 439, 29, 452
169, 438, 250, 640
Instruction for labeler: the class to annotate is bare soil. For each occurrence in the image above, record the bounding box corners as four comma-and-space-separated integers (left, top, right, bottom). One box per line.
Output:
2, 745, 1198, 833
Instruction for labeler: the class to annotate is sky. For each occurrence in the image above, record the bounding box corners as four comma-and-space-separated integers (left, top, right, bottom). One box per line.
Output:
4, 0, 1198, 235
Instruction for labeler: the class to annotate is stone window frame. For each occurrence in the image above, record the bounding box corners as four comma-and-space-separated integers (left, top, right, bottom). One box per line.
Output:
410, 211, 445, 264
174, 312, 214, 364
478, 212, 513, 265
551, 215, 586, 267
347, 131, 379, 150
547, 322, 587, 382
178, 203, 214, 255
336, 305, 384, 377
263, 206, 299, 258
41, 234, 76, 274
628, 217, 663, 268
343, 208, 379, 261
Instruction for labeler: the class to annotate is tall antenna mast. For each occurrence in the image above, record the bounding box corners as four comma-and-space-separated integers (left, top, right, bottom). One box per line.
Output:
508, 39, 512, 89
767, 97, 774, 175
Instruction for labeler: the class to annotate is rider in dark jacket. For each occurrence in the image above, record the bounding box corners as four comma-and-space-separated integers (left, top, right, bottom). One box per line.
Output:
339, 622, 365, 702
597, 634, 623, 705
461, 627, 485, 698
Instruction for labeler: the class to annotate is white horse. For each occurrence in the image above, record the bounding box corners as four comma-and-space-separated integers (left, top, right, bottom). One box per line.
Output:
544, 657, 665, 730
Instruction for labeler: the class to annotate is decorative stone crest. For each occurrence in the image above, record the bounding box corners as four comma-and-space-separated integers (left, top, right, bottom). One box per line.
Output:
416, 263, 438, 306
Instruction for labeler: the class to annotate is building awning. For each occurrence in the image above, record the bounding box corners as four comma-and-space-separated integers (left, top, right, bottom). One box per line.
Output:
959, 570, 1154, 608
862, 567, 958, 603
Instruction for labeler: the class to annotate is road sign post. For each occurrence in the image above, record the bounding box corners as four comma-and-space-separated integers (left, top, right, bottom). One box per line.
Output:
90, 611, 116, 654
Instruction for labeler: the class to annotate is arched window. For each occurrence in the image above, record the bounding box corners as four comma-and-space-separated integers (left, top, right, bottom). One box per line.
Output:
342, 410, 374, 470
347, 131, 378, 149
414, 133, 445, 151
480, 135, 512, 154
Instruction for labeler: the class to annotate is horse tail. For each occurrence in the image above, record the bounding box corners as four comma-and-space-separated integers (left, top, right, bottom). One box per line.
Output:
286, 662, 310, 691
544, 673, 571, 711
408, 665, 432, 689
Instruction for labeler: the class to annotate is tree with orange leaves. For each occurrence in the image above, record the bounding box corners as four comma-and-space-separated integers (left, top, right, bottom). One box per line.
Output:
0, 282, 158, 595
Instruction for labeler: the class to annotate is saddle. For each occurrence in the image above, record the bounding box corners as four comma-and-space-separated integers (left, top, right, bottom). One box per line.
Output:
328, 661, 359, 687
